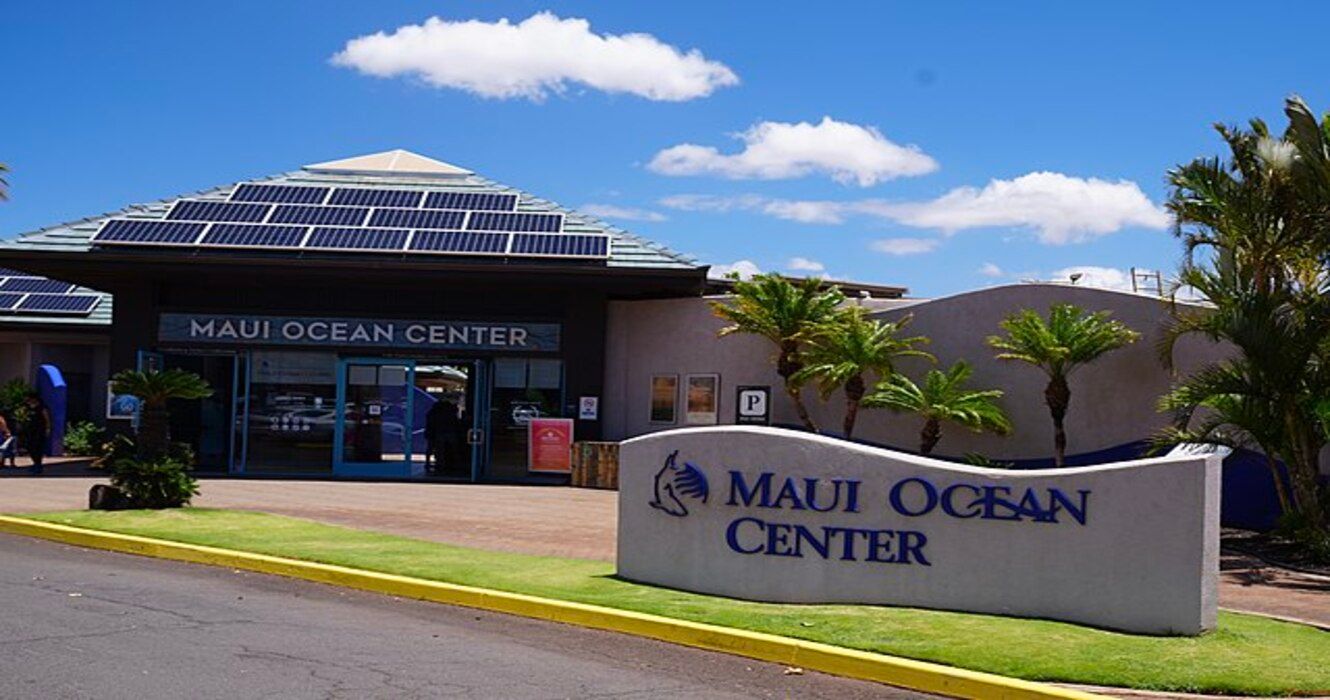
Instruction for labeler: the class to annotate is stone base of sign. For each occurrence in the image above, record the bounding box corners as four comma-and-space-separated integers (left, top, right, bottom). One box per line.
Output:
617, 426, 1219, 636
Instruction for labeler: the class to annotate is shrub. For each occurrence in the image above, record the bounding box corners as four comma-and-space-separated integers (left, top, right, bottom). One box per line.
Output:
0, 378, 32, 425
109, 455, 199, 509
63, 421, 106, 455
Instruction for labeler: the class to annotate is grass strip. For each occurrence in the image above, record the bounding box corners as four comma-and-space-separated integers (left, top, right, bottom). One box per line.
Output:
20, 508, 1330, 696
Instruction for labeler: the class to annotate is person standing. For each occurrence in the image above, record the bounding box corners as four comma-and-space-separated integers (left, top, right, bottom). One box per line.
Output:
20, 393, 51, 475
0, 412, 17, 469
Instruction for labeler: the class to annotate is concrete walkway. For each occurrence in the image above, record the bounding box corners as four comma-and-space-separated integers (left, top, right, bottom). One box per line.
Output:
0, 474, 1326, 629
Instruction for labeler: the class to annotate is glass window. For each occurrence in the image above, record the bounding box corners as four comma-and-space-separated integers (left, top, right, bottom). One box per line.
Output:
488, 357, 564, 480
245, 351, 337, 473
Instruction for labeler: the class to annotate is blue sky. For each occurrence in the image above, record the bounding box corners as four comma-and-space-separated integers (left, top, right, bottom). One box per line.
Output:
3, 2, 1329, 296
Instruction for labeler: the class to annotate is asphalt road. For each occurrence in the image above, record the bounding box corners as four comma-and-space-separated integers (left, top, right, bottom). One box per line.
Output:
0, 533, 930, 699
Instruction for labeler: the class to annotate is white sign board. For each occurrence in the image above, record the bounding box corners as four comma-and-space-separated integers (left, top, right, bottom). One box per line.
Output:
617, 426, 1219, 635
579, 396, 599, 420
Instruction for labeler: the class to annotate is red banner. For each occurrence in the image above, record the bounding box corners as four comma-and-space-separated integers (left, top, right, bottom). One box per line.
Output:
528, 418, 574, 473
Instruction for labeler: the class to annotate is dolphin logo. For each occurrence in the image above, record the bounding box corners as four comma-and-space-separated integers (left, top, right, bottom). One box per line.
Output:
649, 450, 709, 517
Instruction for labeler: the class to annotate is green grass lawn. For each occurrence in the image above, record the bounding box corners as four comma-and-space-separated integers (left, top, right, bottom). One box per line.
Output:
19, 508, 1330, 696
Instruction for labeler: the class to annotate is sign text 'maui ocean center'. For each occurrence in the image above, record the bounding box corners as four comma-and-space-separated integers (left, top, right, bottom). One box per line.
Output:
159, 313, 561, 352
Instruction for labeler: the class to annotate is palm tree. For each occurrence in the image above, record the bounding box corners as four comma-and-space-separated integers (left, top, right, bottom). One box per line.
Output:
711, 274, 845, 431
988, 304, 1139, 466
794, 308, 931, 438
110, 368, 213, 459
865, 361, 1010, 455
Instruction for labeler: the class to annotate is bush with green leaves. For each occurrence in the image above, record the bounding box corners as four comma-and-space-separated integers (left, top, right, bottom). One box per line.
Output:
0, 378, 32, 425
62, 420, 106, 455
108, 454, 199, 509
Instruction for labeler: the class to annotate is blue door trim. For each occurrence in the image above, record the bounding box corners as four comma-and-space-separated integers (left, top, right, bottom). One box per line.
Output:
333, 358, 416, 478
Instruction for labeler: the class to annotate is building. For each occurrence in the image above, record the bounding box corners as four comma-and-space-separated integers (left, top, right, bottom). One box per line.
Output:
1, 150, 704, 480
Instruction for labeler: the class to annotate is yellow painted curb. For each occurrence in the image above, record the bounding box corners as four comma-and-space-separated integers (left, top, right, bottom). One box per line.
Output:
0, 515, 1104, 700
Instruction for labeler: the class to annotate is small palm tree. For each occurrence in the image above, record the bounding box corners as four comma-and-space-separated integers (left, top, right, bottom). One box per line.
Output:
865, 361, 1010, 455
988, 304, 1139, 466
794, 309, 931, 438
110, 368, 213, 458
711, 274, 845, 431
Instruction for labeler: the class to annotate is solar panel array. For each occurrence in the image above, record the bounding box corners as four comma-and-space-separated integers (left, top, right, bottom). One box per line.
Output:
0, 271, 103, 317
89, 183, 609, 260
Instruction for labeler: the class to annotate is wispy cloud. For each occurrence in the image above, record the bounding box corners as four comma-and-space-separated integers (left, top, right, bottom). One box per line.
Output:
870, 238, 939, 256
648, 117, 937, 186
579, 203, 667, 222
659, 171, 1169, 244
331, 12, 738, 102
978, 262, 1004, 277
786, 257, 825, 272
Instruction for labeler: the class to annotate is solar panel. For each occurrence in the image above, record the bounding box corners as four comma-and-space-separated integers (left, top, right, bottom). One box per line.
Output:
306, 227, 408, 251
231, 183, 329, 204
467, 212, 562, 233
199, 224, 308, 248
16, 294, 100, 314
0, 267, 37, 277
268, 205, 369, 226
510, 234, 609, 258
0, 293, 24, 310
93, 220, 206, 245
167, 200, 270, 223
423, 191, 518, 211
0, 278, 75, 294
408, 231, 509, 254
368, 208, 466, 230
328, 188, 423, 208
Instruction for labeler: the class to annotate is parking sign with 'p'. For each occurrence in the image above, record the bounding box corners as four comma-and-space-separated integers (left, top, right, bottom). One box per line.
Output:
735, 386, 770, 425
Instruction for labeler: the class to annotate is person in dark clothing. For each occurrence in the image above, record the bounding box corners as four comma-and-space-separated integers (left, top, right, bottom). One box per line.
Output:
424, 400, 448, 475
427, 399, 465, 476
20, 393, 51, 476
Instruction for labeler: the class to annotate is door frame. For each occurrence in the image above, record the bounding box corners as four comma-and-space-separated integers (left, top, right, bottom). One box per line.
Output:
332, 357, 416, 478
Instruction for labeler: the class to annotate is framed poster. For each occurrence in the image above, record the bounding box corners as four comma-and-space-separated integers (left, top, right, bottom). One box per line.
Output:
685, 374, 720, 425
528, 417, 574, 473
649, 374, 678, 424
106, 381, 140, 420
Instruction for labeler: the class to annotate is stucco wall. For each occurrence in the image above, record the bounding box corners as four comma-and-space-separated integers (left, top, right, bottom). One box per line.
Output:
604, 284, 1230, 462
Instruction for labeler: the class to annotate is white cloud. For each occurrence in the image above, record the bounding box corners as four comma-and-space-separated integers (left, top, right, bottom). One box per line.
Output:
709, 259, 762, 280
659, 171, 1169, 244
648, 117, 938, 186
1051, 265, 1134, 291
579, 203, 667, 222
331, 12, 738, 102
787, 257, 825, 272
870, 238, 939, 256
879, 172, 1170, 244
978, 262, 1004, 277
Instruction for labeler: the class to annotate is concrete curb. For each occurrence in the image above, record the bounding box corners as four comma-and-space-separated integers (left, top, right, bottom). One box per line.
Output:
0, 514, 1104, 700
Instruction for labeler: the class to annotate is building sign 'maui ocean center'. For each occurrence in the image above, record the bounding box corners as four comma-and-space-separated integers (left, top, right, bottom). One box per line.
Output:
159, 313, 561, 352
619, 426, 1220, 636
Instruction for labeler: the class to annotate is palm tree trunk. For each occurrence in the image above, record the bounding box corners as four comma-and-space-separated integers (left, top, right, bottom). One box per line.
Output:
842, 374, 865, 438
1282, 413, 1326, 527
1045, 376, 1070, 467
1264, 454, 1293, 517
920, 417, 941, 455
138, 404, 170, 459
778, 342, 817, 432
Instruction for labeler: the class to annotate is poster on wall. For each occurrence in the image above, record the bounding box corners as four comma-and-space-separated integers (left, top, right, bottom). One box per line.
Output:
528, 417, 574, 473
106, 381, 140, 420
685, 374, 719, 425
649, 374, 678, 424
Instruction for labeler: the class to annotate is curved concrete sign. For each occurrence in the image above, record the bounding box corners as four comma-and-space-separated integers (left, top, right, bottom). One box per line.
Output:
617, 426, 1219, 635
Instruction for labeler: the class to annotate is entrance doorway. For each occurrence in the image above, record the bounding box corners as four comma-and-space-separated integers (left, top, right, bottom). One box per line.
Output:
163, 353, 237, 473
332, 358, 483, 479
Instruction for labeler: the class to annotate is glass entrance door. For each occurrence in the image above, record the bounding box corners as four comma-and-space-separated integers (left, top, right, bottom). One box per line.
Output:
410, 361, 484, 481
333, 359, 415, 477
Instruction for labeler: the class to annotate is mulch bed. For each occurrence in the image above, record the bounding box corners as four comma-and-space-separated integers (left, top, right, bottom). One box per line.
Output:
1222, 528, 1330, 576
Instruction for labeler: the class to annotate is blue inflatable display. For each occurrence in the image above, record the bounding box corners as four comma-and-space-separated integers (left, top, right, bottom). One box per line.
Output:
36, 364, 67, 457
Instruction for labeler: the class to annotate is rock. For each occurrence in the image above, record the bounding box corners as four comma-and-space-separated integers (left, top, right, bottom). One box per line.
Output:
89, 484, 129, 511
